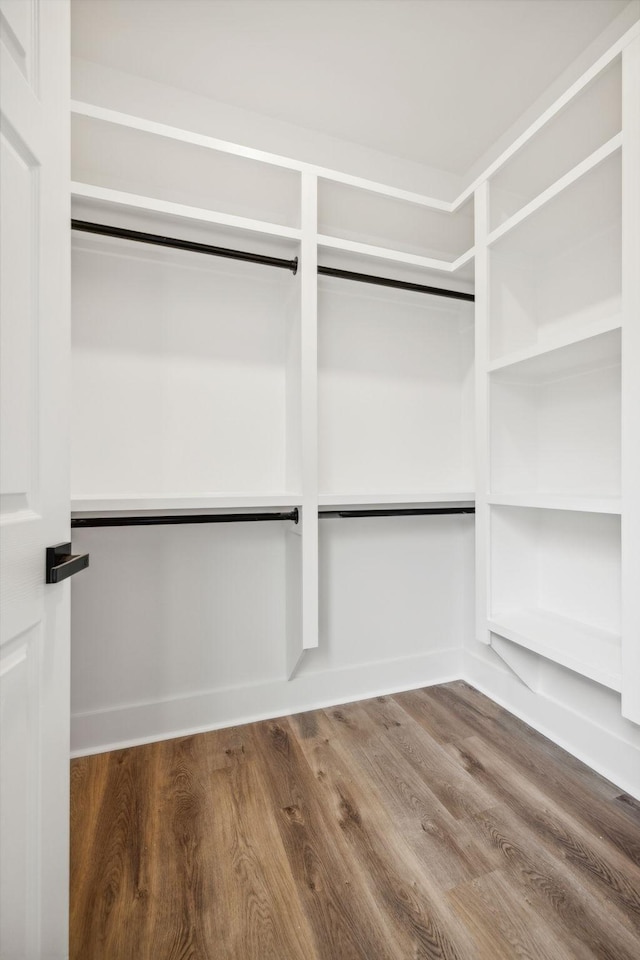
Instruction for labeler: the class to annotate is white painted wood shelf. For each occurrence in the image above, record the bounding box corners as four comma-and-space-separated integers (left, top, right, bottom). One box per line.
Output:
487, 494, 621, 514
71, 493, 302, 514
71, 181, 303, 241
487, 314, 622, 375
318, 233, 474, 274
319, 491, 475, 508
488, 608, 622, 691
487, 134, 621, 248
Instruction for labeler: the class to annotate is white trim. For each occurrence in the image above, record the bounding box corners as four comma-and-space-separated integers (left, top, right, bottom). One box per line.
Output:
466, 652, 640, 799
70, 648, 462, 756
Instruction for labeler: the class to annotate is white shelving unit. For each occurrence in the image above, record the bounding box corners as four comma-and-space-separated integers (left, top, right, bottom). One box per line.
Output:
488, 148, 621, 362
476, 27, 640, 725
69, 93, 476, 707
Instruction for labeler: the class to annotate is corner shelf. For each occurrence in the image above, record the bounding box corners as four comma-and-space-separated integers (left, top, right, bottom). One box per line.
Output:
488, 608, 621, 691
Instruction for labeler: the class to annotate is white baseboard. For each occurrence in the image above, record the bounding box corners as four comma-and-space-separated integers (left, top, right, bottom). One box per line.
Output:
465, 651, 640, 800
71, 646, 640, 802
71, 648, 462, 757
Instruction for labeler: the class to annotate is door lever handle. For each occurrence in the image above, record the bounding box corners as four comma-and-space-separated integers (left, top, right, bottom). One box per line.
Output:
46, 543, 90, 584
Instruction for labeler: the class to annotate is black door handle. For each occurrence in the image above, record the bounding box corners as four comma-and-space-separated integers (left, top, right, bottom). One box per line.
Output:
46, 543, 90, 584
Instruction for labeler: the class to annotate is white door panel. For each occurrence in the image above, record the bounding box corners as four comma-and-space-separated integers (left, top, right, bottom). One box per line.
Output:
0, 2, 71, 957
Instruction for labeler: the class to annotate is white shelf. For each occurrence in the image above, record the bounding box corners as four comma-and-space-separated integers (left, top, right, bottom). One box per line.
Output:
488, 134, 622, 246
71, 493, 302, 514
319, 491, 475, 508
317, 233, 474, 274
488, 149, 621, 262
71, 182, 302, 241
488, 494, 621, 514
487, 315, 622, 375
489, 326, 621, 385
488, 607, 621, 691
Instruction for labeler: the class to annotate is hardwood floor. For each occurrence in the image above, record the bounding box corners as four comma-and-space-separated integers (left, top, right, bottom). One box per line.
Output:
70, 682, 640, 959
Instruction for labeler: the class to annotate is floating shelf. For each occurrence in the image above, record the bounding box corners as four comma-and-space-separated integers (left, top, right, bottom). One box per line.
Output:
488, 607, 621, 691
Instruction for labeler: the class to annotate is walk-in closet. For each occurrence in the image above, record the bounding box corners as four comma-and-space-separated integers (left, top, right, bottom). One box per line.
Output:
1, 2, 640, 958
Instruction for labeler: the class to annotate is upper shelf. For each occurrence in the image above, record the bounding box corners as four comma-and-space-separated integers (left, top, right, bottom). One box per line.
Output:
72, 111, 302, 231
71, 493, 302, 513
318, 179, 473, 264
318, 492, 475, 509
487, 134, 621, 252
489, 58, 621, 231
317, 234, 474, 275
71, 182, 302, 242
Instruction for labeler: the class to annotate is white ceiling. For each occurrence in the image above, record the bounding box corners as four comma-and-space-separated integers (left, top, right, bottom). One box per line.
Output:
71, 0, 631, 176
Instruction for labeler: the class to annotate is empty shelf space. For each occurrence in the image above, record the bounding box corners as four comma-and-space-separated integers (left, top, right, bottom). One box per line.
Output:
489, 329, 620, 498
318, 275, 475, 496
488, 150, 621, 361
71, 181, 302, 241
72, 242, 302, 498
490, 506, 621, 682
318, 179, 473, 263
71, 112, 301, 230
488, 608, 621, 691
488, 134, 621, 250
489, 58, 621, 230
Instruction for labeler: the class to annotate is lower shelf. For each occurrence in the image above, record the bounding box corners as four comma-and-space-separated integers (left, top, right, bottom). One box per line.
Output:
488, 607, 621, 691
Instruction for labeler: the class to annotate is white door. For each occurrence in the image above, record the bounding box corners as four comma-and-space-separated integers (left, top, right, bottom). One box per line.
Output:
0, 2, 71, 957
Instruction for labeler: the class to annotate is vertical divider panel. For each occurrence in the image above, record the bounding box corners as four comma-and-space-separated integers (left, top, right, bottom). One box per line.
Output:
286, 172, 318, 677
474, 181, 490, 643
621, 34, 640, 723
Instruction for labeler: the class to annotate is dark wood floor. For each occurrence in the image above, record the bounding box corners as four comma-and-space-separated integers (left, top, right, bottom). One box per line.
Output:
70, 681, 640, 959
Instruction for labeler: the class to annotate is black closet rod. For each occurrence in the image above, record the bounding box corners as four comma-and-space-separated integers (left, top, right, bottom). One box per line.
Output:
71, 506, 475, 528
71, 220, 299, 274
71, 220, 474, 302
319, 506, 475, 518
71, 510, 299, 528
318, 266, 475, 303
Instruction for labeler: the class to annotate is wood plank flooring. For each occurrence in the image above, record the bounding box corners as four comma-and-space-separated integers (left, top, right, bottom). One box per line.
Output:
70, 681, 640, 959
